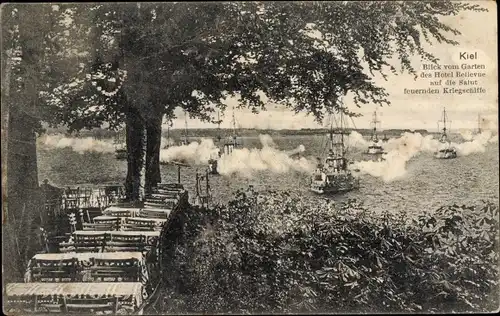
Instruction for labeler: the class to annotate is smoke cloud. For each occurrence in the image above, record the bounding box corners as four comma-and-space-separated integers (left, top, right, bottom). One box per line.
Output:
159, 134, 314, 178
351, 129, 498, 182
38, 134, 115, 154
159, 138, 220, 165
217, 135, 314, 178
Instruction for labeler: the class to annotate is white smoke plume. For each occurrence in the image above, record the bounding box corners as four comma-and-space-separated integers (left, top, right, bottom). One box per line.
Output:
159, 134, 313, 178
159, 138, 219, 165
351, 129, 497, 183
286, 144, 306, 157
38, 134, 115, 154
217, 137, 314, 178
458, 129, 475, 141
348, 131, 372, 148
454, 130, 497, 155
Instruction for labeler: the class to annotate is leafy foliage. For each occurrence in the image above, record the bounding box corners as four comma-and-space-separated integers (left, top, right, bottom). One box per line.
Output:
25, 1, 488, 130
159, 189, 499, 314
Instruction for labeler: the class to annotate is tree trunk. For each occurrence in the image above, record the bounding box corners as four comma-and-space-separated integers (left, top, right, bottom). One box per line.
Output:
3, 5, 45, 282
125, 106, 145, 201
145, 114, 163, 194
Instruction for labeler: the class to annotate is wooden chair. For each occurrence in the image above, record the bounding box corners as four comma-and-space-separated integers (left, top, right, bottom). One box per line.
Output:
61, 296, 119, 314
123, 218, 161, 231
5, 295, 64, 313
89, 258, 141, 282
80, 187, 94, 208
139, 209, 170, 219
104, 185, 124, 205
86, 217, 121, 230
30, 258, 79, 282
104, 234, 148, 252
65, 187, 80, 210
82, 222, 118, 231
73, 233, 106, 252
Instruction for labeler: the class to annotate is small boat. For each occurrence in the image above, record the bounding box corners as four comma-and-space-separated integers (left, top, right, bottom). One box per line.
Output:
435, 107, 457, 159
310, 104, 360, 195
365, 109, 386, 159
382, 133, 389, 142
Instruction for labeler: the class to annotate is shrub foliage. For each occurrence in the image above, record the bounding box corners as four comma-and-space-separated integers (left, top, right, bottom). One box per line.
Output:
158, 188, 499, 314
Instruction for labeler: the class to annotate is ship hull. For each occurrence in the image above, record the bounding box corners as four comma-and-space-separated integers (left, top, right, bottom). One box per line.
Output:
310, 180, 360, 195
363, 151, 386, 161
310, 185, 358, 195
435, 152, 457, 159
366, 148, 385, 155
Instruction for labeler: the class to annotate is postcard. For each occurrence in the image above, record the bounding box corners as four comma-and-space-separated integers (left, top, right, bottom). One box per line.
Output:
2, 1, 498, 314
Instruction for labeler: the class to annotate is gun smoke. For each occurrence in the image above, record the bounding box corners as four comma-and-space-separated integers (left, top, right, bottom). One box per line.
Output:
159, 134, 313, 178
350, 128, 498, 183
38, 134, 115, 154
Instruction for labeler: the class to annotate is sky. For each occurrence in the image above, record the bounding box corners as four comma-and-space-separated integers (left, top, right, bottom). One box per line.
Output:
168, 1, 497, 132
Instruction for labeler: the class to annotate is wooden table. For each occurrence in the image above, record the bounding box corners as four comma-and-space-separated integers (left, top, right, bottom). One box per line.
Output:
5, 282, 144, 309
73, 230, 160, 237
94, 215, 167, 224
33, 251, 144, 261
102, 207, 141, 217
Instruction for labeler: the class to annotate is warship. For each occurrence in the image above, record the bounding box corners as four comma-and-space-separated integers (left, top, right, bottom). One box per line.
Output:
364, 109, 386, 161
435, 107, 457, 159
310, 104, 360, 195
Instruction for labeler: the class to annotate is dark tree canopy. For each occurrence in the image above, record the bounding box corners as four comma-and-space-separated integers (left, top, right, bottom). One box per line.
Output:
33, 1, 487, 130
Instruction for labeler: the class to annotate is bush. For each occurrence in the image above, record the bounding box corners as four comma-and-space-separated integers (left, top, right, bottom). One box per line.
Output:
158, 188, 499, 314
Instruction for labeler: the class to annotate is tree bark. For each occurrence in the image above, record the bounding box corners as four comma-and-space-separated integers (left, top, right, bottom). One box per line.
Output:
3, 5, 46, 282
125, 106, 145, 201
145, 114, 163, 194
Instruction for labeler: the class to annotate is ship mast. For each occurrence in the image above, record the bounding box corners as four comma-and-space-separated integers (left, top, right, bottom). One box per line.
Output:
438, 107, 452, 142
441, 107, 447, 135
231, 106, 237, 146
477, 113, 482, 134
217, 110, 221, 142
371, 110, 380, 142
328, 106, 347, 158
340, 109, 345, 157
184, 110, 188, 144
328, 114, 334, 154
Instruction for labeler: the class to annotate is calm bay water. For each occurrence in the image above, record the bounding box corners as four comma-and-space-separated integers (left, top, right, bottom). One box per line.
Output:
38, 135, 499, 215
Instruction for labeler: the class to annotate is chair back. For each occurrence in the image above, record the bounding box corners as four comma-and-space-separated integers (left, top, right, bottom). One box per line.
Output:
31, 258, 79, 282
89, 257, 141, 282
62, 296, 119, 314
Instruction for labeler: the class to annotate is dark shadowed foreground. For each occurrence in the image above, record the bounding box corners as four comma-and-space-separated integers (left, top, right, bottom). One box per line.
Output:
156, 189, 499, 314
